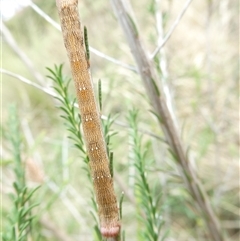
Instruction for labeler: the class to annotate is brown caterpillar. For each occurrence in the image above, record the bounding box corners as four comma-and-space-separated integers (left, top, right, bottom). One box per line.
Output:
56, 0, 120, 238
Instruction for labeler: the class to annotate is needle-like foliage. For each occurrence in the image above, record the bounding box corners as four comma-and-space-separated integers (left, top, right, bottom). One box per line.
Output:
128, 109, 164, 241
47, 64, 121, 241
2, 106, 40, 241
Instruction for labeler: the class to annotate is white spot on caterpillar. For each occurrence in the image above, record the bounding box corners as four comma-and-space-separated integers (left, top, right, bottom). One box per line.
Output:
83, 113, 94, 122
78, 83, 87, 91
89, 142, 99, 152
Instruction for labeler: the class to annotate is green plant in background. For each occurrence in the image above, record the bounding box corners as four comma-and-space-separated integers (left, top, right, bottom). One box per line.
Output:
47, 64, 122, 241
46, 65, 86, 156
47, 65, 102, 240
47, 64, 165, 241
1, 0, 238, 240
128, 109, 164, 241
2, 106, 40, 241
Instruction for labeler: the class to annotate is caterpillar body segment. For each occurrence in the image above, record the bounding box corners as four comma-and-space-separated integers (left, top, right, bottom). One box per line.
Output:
56, 0, 120, 237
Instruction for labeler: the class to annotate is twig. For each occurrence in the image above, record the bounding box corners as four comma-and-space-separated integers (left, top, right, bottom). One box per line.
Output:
88, 46, 137, 72
154, 0, 179, 129
111, 0, 224, 240
1, 68, 164, 142
1, 68, 57, 97
151, 0, 194, 59
1, 23, 46, 85
29, 1, 61, 30
29, 1, 137, 72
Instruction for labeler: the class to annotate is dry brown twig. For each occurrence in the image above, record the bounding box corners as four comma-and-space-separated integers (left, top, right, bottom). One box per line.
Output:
110, 0, 224, 241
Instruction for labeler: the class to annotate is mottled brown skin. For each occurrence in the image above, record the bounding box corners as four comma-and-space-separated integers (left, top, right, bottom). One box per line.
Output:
56, 0, 120, 237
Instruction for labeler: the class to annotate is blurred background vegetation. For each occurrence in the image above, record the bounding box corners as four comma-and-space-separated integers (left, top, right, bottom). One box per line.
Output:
1, 0, 239, 240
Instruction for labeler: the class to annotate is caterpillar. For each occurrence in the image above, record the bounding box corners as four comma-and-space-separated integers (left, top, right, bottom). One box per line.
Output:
56, 0, 120, 238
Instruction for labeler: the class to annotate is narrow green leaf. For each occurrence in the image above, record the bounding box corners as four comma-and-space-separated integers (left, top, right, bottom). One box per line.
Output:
84, 26, 90, 61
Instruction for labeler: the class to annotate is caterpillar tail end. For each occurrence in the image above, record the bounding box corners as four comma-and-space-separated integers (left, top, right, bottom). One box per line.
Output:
101, 224, 120, 238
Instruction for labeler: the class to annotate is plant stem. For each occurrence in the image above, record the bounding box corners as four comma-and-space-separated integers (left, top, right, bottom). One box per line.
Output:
111, 0, 223, 240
